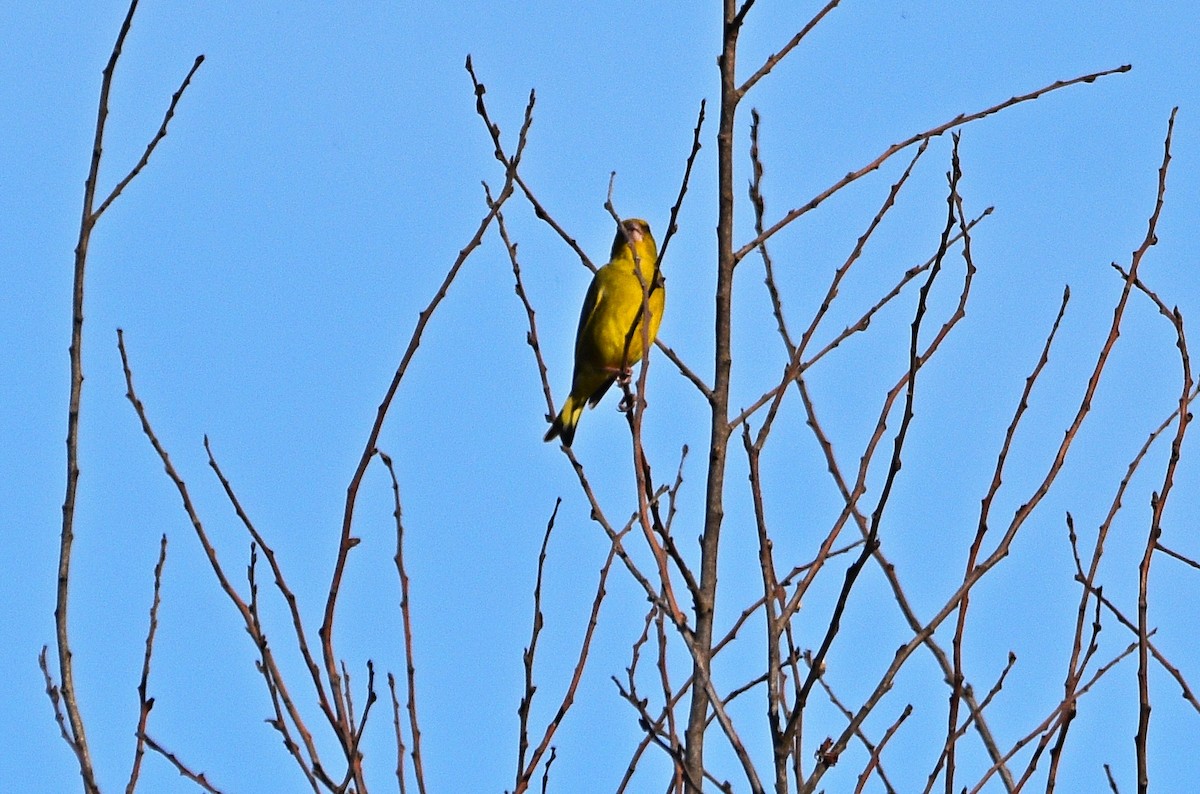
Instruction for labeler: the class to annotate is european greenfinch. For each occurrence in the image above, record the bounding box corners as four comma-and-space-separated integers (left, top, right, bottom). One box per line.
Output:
545, 218, 664, 446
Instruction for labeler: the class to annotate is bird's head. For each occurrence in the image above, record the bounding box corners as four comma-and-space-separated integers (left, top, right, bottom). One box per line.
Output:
611, 218, 657, 262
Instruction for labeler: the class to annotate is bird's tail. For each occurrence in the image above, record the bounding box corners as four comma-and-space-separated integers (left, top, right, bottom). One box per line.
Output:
544, 394, 584, 446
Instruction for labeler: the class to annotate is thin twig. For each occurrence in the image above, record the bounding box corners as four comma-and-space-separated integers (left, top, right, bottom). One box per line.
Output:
118, 331, 336, 788
729, 206, 992, 432
1128, 108, 1184, 794
320, 86, 536, 752
791, 141, 964, 758
141, 733, 225, 794
790, 270, 1016, 787
93, 54, 206, 221
655, 99, 713, 398
540, 746, 557, 794
807, 657, 900, 794
39, 648, 74, 754
379, 451, 427, 794
735, 65, 1130, 263
205, 438, 337, 744
1070, 564, 1200, 715
944, 159, 1033, 794
515, 501, 559, 786
1155, 542, 1200, 571
853, 704, 912, 794
465, 56, 594, 272
967, 638, 1140, 794
126, 534, 168, 794
1105, 763, 1122, 793
492, 194, 555, 418
388, 673, 408, 794
516, 532, 619, 794
658, 99, 706, 267
924, 652, 1019, 794
738, 1, 843, 98
243, 545, 320, 793
746, 117, 930, 444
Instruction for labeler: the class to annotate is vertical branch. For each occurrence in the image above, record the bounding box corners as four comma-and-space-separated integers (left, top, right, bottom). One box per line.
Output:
655, 608, 686, 791
741, 423, 787, 793
516, 501, 560, 787
388, 674, 408, 794
243, 546, 321, 793
516, 528, 620, 794
540, 748, 557, 794
55, 2, 202, 789
943, 136, 984, 794
57, 6, 137, 787
380, 452, 427, 794
685, 1, 742, 784
126, 534, 169, 794
1134, 108, 1184, 794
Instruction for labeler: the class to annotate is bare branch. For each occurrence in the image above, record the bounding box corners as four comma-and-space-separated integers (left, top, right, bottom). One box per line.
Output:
492, 193, 555, 418
738, 1, 843, 98
789, 141, 963, 770
205, 438, 338, 739
854, 704, 912, 794
540, 746, 557, 794
729, 206, 992, 432
1155, 542, 1200, 571
516, 501, 560, 786
56, 3, 202, 788
1105, 764, 1122, 794
141, 733, 226, 794
734, 65, 1131, 263
968, 639, 1140, 793
658, 99, 707, 266
38, 647, 73, 752
320, 86, 536, 744
1130, 108, 1184, 794
655, 100, 714, 399
517, 525, 619, 793
126, 534, 168, 794
465, 56, 593, 272
93, 54, 206, 221
379, 452, 428, 794
244, 546, 320, 792
388, 674, 408, 794
119, 330, 336, 788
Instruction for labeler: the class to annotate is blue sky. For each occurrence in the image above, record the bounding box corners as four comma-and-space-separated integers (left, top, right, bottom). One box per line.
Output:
4, 2, 1200, 791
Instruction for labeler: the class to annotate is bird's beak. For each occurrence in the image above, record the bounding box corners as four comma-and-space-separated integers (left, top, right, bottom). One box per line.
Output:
626, 225, 643, 244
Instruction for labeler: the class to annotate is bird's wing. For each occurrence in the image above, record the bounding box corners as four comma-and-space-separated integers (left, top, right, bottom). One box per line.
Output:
574, 270, 606, 353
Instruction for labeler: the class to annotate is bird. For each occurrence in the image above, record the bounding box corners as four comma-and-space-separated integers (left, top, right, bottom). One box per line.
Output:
544, 218, 665, 446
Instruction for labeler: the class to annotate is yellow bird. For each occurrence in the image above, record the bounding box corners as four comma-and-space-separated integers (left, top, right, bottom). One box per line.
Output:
544, 218, 665, 446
